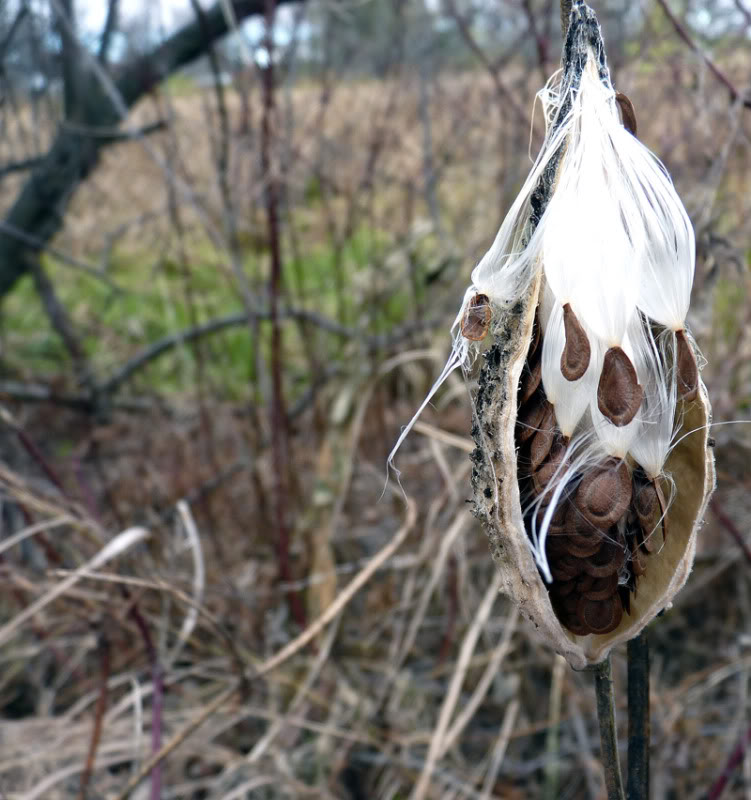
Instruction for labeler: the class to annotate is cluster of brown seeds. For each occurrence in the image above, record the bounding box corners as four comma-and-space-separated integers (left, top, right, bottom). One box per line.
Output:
514, 305, 684, 636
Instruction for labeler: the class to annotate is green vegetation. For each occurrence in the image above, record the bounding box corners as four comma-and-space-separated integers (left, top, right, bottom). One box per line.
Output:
0, 223, 426, 400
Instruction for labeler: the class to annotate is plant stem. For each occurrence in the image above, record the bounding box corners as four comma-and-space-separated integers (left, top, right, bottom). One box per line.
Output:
593, 655, 626, 800
627, 631, 650, 799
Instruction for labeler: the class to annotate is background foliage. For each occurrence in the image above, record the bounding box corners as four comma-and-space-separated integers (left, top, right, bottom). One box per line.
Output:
0, 1, 749, 797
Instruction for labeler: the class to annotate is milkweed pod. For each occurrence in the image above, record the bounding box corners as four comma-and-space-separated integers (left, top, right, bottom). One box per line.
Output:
470, 278, 715, 669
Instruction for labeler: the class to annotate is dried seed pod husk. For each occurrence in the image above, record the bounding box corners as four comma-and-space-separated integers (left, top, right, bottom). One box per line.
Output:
470, 277, 715, 668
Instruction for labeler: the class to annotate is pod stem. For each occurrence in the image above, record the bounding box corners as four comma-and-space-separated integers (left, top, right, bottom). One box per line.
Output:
627, 630, 650, 799
593, 655, 626, 800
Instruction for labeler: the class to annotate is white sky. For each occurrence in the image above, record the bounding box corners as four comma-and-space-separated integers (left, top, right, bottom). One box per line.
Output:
77, 0, 193, 36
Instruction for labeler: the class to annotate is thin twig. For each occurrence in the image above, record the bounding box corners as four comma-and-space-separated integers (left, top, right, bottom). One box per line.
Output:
710, 497, 751, 566
77, 630, 111, 800
627, 630, 650, 800
101, 309, 440, 394
654, 0, 751, 110
708, 723, 751, 800
593, 656, 626, 800
127, 603, 164, 800
260, 0, 306, 629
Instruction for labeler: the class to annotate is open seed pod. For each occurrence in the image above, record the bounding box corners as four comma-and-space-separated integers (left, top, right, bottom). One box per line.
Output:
462, 2, 715, 668
390, 2, 715, 668
470, 279, 714, 669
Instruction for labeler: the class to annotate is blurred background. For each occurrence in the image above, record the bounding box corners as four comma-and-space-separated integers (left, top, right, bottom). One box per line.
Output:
0, 1, 749, 797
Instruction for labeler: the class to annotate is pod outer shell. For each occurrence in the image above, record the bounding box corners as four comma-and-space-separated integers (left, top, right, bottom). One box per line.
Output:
470, 276, 715, 668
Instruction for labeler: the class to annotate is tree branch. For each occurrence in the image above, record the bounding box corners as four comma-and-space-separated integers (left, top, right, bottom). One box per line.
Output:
98, 0, 120, 63
99, 309, 441, 395
0, 0, 303, 299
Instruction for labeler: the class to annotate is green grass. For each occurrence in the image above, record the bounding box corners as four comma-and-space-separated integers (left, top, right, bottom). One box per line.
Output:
0, 222, 425, 401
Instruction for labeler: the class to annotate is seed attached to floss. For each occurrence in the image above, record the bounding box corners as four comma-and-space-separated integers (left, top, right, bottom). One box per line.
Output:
461, 293, 492, 341
676, 329, 699, 401
597, 346, 644, 426
615, 91, 638, 136
560, 303, 591, 380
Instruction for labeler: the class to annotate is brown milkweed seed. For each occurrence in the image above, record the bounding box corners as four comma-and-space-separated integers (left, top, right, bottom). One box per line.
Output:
519, 355, 542, 405
566, 531, 604, 559
553, 593, 591, 636
581, 572, 620, 601
597, 346, 644, 426
615, 91, 638, 136
676, 329, 699, 401
582, 537, 626, 577
461, 293, 492, 341
517, 396, 552, 445
578, 594, 623, 634
550, 555, 586, 581
531, 434, 569, 495
551, 578, 577, 598
560, 303, 591, 380
574, 459, 632, 529
529, 407, 556, 471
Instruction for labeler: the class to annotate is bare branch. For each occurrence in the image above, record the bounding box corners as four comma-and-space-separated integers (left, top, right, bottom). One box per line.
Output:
655, 0, 751, 110
100, 307, 441, 394
97, 0, 120, 63
0, 0, 304, 300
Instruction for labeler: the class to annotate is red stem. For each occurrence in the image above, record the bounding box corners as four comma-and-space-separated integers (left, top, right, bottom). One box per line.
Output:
708, 723, 751, 799
261, 0, 306, 628
710, 498, 751, 567
129, 603, 163, 800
